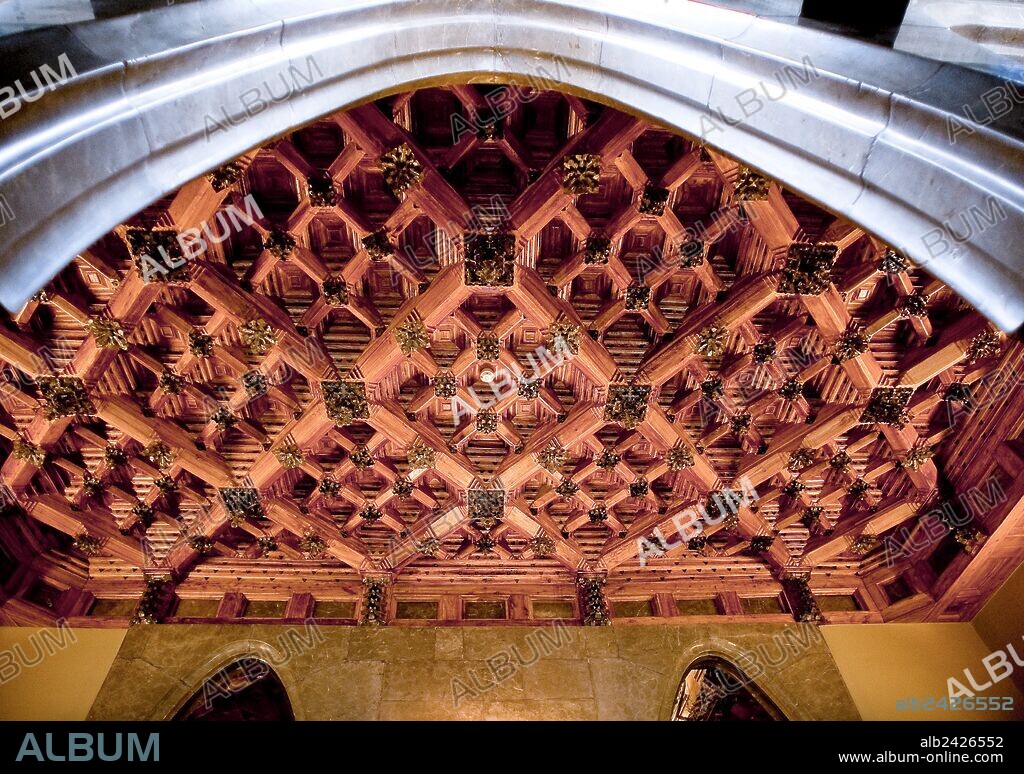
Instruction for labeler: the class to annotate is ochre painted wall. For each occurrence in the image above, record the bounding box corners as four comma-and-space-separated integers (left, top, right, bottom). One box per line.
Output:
0, 627, 126, 720
973, 561, 1024, 694
822, 623, 1023, 721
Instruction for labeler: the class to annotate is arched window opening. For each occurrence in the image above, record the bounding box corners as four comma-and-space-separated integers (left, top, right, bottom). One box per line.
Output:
174, 658, 294, 721
673, 659, 785, 721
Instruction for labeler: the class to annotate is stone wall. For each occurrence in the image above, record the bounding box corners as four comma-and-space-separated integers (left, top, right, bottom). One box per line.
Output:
87, 623, 859, 721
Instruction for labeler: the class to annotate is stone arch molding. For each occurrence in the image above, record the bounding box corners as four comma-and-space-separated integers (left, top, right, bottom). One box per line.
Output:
662, 635, 825, 721
150, 638, 307, 721
1, 0, 1022, 328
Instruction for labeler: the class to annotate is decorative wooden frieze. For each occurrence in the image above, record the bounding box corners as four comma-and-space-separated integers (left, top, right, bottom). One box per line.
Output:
529, 532, 556, 558
395, 317, 429, 355
700, 377, 725, 400
360, 504, 383, 523
624, 284, 651, 311
695, 325, 729, 358
130, 577, 171, 626
777, 378, 804, 401
788, 449, 815, 473
125, 228, 188, 282
468, 489, 504, 530
82, 473, 104, 497
629, 478, 649, 498
104, 445, 127, 466
318, 477, 340, 497
360, 576, 390, 625
783, 479, 806, 498
848, 478, 870, 499
187, 535, 214, 555
751, 337, 777, 364
878, 249, 909, 274
239, 319, 277, 355
274, 442, 305, 470
158, 371, 184, 395
464, 232, 516, 287
555, 478, 579, 497
734, 166, 770, 200
392, 477, 414, 499
584, 236, 612, 265
207, 161, 242, 191
380, 143, 423, 195
299, 532, 328, 558
860, 386, 914, 427
800, 506, 823, 529
323, 380, 370, 425
850, 533, 878, 555
211, 407, 237, 430
433, 371, 457, 398
546, 322, 580, 356
154, 475, 177, 494
220, 487, 264, 521
829, 450, 852, 470
778, 243, 838, 296
577, 575, 610, 626
72, 533, 103, 557
896, 291, 928, 318
678, 239, 704, 268
561, 153, 602, 195
130, 502, 155, 527
85, 317, 129, 351
588, 503, 608, 523
943, 382, 972, 405
596, 448, 621, 470
349, 444, 374, 469
537, 440, 567, 473
322, 276, 349, 305
142, 440, 174, 470
517, 377, 540, 399
604, 383, 651, 429
966, 330, 1001, 363
263, 228, 296, 259
782, 575, 822, 623
477, 117, 503, 141
362, 229, 393, 262
730, 411, 752, 436
188, 330, 214, 357
257, 536, 278, 557
666, 446, 694, 471
899, 444, 933, 471
307, 174, 337, 207
476, 332, 501, 361
407, 438, 436, 469
831, 325, 871, 364
37, 376, 95, 419
414, 536, 441, 557
638, 184, 669, 215
13, 439, 45, 467
475, 533, 497, 554
475, 409, 498, 433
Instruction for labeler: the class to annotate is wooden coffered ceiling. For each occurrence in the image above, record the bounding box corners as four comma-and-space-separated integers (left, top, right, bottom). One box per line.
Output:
1, 85, 1022, 628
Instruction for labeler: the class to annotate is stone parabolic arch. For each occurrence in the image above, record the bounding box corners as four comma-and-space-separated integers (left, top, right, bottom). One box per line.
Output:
0, 0, 1022, 329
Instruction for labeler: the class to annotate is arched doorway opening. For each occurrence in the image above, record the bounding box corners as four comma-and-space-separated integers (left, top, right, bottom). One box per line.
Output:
173, 658, 294, 721
673, 658, 786, 721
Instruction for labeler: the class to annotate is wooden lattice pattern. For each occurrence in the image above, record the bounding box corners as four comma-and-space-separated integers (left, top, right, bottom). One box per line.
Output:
0, 85, 1020, 627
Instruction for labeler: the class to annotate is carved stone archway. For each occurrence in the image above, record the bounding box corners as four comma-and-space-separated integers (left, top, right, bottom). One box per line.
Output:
0, 0, 1022, 328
